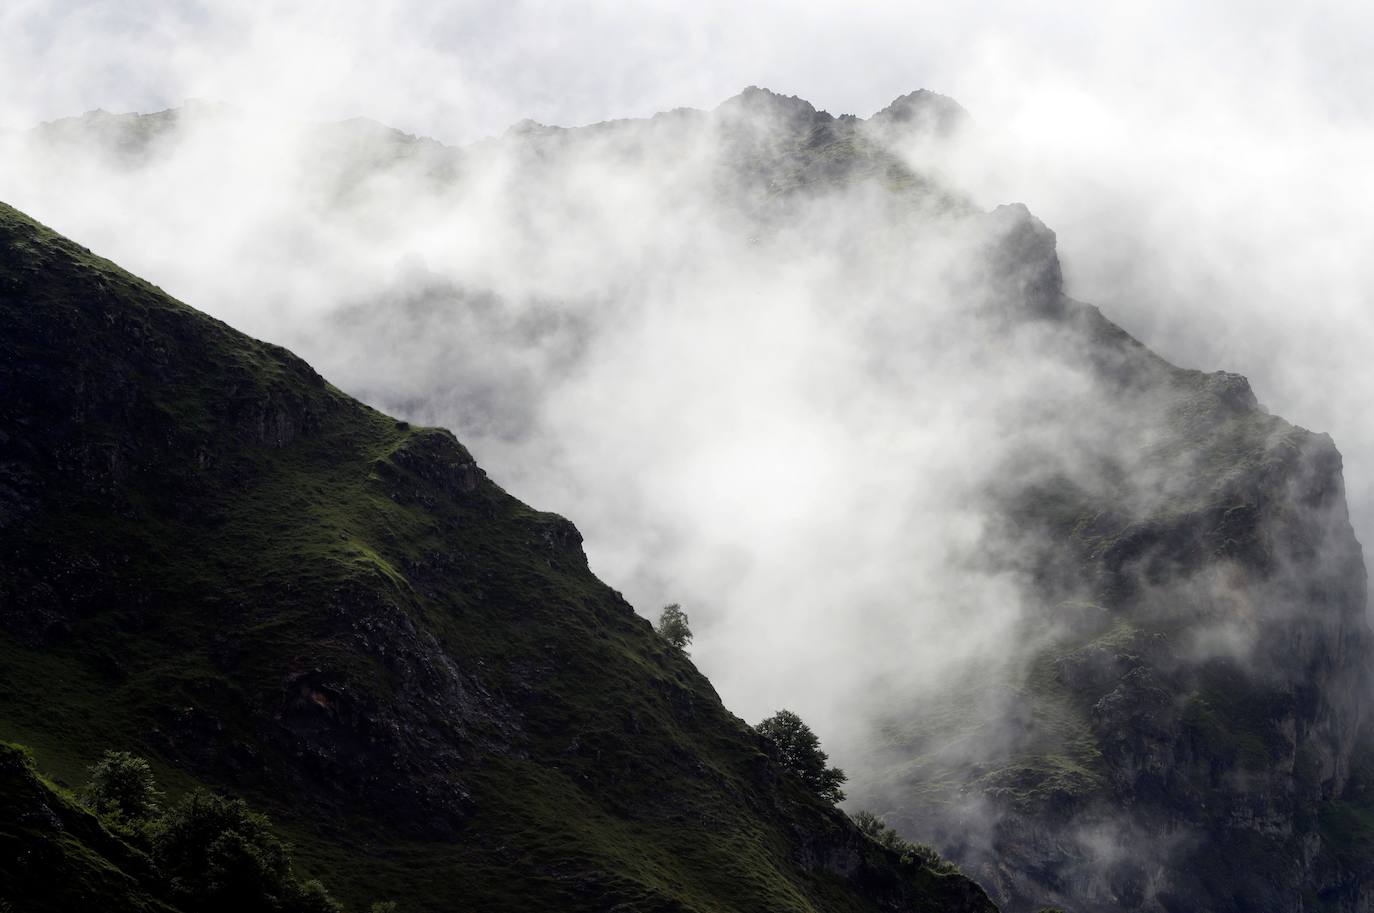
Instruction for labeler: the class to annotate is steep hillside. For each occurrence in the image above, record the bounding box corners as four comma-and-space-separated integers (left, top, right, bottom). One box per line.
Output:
0, 201, 996, 913
0, 741, 171, 913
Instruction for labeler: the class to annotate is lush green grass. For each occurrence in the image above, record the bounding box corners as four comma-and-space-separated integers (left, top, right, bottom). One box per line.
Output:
0, 741, 175, 913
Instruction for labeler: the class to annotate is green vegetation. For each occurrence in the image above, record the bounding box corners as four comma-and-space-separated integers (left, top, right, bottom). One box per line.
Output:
654, 603, 693, 651
1, 741, 363, 913
0, 740, 169, 913
756, 710, 847, 803
1316, 739, 1374, 874
850, 811, 959, 875
83, 751, 163, 833
151, 789, 342, 913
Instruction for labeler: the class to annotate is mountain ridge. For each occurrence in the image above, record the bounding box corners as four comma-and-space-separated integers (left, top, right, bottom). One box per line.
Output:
24, 85, 964, 153
0, 198, 997, 913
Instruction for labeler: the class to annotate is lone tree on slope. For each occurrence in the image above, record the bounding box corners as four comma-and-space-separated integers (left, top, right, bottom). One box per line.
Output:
82, 750, 162, 826
756, 709, 847, 803
655, 603, 693, 651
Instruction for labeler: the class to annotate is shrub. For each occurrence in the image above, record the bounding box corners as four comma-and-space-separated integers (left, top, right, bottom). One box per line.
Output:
152, 789, 342, 913
756, 709, 846, 803
853, 810, 905, 851
851, 809, 961, 874
76, 750, 346, 910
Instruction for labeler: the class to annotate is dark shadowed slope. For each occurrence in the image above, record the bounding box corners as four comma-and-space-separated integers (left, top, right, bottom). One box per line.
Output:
0, 201, 996, 913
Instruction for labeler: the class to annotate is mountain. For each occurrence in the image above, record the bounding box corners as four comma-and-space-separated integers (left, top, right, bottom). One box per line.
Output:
851, 287, 1374, 911
0, 200, 996, 912
4, 87, 1373, 913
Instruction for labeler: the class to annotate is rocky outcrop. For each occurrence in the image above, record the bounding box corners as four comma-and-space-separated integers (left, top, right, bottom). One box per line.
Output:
865, 89, 970, 140
861, 226, 1372, 911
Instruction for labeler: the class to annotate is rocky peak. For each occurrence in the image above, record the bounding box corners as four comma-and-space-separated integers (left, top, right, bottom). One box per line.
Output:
714, 85, 832, 138
867, 88, 970, 138
981, 202, 1066, 316
718, 85, 820, 117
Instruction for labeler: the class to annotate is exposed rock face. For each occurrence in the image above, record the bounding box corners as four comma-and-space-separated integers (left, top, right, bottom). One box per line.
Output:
854, 215, 1373, 913
982, 203, 1065, 316
866, 89, 971, 140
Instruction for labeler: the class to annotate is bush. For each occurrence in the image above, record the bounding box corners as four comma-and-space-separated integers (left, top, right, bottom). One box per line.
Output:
79, 751, 344, 913
655, 603, 693, 651
853, 810, 905, 851
755, 709, 846, 803
82, 750, 162, 828
851, 810, 960, 874
152, 789, 342, 913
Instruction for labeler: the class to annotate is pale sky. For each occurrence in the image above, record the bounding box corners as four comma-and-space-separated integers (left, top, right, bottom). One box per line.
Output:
5, 1, 1371, 142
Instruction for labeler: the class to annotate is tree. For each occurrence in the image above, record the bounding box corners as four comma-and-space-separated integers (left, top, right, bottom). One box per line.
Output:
152, 790, 342, 913
83, 750, 162, 827
76, 748, 346, 911
655, 603, 693, 651
755, 709, 847, 803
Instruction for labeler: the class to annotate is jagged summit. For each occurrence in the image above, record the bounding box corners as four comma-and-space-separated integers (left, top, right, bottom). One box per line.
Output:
26, 88, 972, 156
37, 99, 240, 131
867, 88, 969, 135
716, 85, 824, 117
985, 202, 1066, 315
503, 116, 562, 137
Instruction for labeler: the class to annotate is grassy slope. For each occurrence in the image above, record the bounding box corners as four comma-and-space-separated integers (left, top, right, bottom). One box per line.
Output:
0, 741, 176, 913
0, 201, 995, 913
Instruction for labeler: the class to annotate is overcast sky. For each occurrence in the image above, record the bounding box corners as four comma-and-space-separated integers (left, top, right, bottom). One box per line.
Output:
12, 1, 1368, 517
4, 0, 1374, 651
4, 1, 1370, 141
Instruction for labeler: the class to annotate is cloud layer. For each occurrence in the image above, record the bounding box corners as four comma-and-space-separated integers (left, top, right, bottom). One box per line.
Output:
4, 2, 1370, 554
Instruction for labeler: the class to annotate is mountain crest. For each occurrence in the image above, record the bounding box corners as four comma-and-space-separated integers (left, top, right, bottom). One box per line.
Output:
867, 89, 969, 135
716, 85, 829, 124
